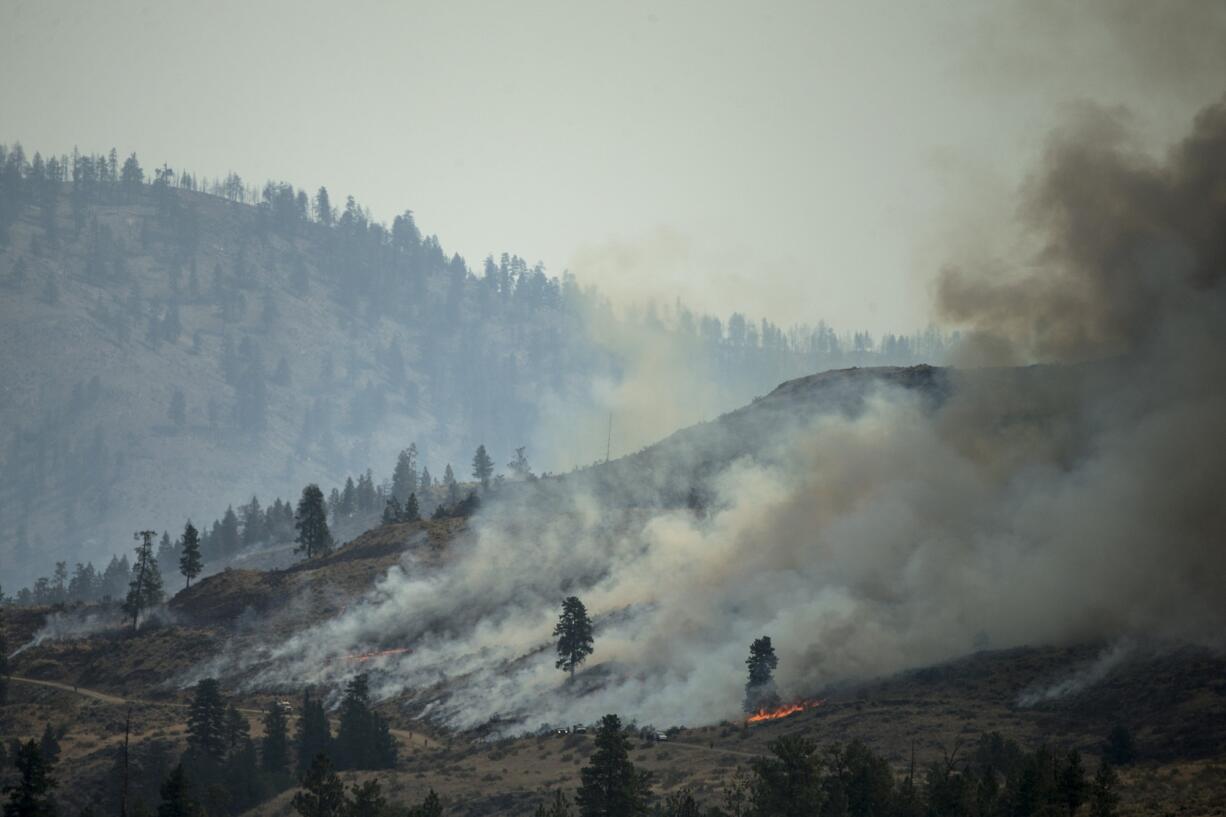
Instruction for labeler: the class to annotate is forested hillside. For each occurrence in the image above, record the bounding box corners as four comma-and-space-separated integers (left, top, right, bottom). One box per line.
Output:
0, 143, 948, 586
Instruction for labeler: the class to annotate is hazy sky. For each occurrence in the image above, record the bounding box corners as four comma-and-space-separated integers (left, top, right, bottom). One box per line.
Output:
3, 0, 1223, 333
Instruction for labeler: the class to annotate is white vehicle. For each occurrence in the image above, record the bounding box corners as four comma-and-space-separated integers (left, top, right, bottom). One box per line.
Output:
654, 731, 669, 741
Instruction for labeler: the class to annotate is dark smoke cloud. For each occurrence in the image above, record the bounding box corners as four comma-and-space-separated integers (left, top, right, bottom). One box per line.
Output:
934, 92, 1226, 646
939, 94, 1226, 364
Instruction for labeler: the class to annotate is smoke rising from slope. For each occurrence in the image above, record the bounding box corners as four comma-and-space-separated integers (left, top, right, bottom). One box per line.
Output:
196, 95, 1226, 733
1016, 640, 1137, 708
9, 609, 125, 659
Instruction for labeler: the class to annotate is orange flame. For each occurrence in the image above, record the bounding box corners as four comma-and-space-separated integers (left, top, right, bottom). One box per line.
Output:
746, 698, 824, 724
345, 647, 412, 663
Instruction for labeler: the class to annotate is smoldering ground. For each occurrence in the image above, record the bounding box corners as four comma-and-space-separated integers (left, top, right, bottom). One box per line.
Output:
9, 608, 128, 658
190, 95, 1226, 734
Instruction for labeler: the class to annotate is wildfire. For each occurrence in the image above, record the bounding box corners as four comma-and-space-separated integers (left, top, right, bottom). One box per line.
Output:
344, 647, 412, 663
746, 698, 824, 724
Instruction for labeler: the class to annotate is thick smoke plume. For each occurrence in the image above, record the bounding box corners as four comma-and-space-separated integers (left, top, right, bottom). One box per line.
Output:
939, 95, 1226, 364
195, 95, 1226, 734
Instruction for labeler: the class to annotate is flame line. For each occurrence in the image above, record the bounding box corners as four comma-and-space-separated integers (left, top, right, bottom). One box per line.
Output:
746, 698, 824, 723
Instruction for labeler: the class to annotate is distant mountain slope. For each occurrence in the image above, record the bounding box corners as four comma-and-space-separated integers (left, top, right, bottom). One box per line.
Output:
0, 182, 589, 584
0, 150, 947, 586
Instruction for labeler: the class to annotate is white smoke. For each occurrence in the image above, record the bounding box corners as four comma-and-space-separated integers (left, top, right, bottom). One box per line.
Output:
9, 608, 126, 659
1016, 640, 1136, 708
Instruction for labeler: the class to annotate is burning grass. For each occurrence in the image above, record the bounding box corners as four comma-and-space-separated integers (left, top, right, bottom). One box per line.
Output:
746, 699, 825, 724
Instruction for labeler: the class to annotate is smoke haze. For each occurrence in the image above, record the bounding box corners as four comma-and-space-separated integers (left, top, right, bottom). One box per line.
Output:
182, 85, 1226, 734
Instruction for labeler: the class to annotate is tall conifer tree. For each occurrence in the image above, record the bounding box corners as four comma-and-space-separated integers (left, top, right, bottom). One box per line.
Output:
178, 522, 203, 589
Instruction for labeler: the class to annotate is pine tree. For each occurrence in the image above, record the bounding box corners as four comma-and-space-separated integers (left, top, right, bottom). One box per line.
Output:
576, 715, 648, 817
508, 446, 532, 480
261, 701, 291, 777
296, 689, 332, 773
155, 764, 196, 817
403, 493, 420, 522
1058, 749, 1087, 816
291, 755, 345, 817
101, 555, 131, 600
347, 781, 385, 817
408, 789, 442, 817
51, 563, 68, 604
220, 739, 261, 813
37, 724, 60, 765
749, 735, 825, 816
68, 563, 99, 603
223, 704, 250, 757
471, 445, 494, 492
178, 522, 203, 589
123, 533, 165, 630
218, 507, 240, 557
120, 153, 143, 198
553, 597, 595, 680
334, 674, 397, 770
744, 636, 780, 713
156, 534, 177, 584
418, 466, 433, 506
443, 464, 459, 506
1089, 762, 1119, 817
240, 496, 265, 548
2, 740, 57, 817
339, 477, 356, 517
391, 446, 417, 504
294, 484, 334, 560
185, 678, 228, 764
356, 471, 376, 512
313, 187, 333, 227
381, 497, 402, 525
40, 563, 62, 604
